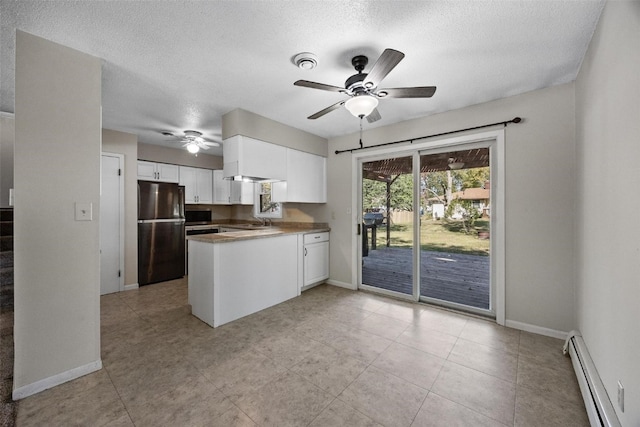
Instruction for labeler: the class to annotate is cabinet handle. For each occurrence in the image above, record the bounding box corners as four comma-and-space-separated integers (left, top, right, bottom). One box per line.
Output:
304, 248, 307, 256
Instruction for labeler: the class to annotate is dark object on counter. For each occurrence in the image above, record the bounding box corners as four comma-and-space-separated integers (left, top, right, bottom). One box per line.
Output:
138, 181, 185, 286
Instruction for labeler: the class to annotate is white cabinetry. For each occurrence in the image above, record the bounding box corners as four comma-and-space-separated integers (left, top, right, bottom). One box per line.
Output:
273, 149, 326, 203
230, 181, 254, 205
212, 170, 254, 205
303, 232, 329, 288
179, 167, 213, 204
213, 170, 231, 205
137, 161, 179, 183
223, 135, 286, 181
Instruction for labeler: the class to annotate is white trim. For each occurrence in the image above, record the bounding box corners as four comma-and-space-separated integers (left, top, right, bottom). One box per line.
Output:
491, 132, 506, 325
326, 279, 356, 290
12, 359, 102, 400
124, 283, 139, 291
505, 319, 568, 340
360, 283, 414, 301
351, 129, 506, 324
101, 152, 126, 293
0, 111, 15, 118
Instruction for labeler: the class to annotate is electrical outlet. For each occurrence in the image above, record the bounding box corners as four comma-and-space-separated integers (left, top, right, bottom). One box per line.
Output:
617, 381, 624, 412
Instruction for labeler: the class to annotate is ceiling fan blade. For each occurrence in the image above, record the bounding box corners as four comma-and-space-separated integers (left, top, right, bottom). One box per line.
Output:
380, 86, 437, 98
366, 108, 382, 123
294, 80, 345, 93
363, 49, 405, 89
202, 141, 220, 147
308, 100, 346, 120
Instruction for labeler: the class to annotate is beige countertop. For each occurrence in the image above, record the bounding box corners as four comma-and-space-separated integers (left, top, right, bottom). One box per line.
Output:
186, 226, 330, 244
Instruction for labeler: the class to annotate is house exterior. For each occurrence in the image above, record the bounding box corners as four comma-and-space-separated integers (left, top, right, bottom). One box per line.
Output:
427, 185, 490, 219
2, 2, 639, 424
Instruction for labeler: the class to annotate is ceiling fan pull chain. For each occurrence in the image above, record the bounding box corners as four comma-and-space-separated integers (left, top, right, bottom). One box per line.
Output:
359, 117, 364, 149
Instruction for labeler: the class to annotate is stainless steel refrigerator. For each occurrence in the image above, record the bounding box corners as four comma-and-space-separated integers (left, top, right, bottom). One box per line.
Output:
138, 180, 185, 286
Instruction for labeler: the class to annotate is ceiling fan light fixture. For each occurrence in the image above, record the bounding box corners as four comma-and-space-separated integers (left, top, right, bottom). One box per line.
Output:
345, 95, 378, 118
186, 142, 200, 154
293, 52, 318, 70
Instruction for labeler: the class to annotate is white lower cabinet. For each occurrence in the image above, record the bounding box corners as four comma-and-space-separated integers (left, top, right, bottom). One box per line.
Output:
303, 232, 329, 288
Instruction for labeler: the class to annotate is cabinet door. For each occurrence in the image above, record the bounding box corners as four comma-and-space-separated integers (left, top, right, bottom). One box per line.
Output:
196, 169, 213, 204
304, 241, 329, 286
137, 161, 157, 180
213, 170, 231, 204
289, 150, 326, 203
179, 167, 198, 203
272, 149, 327, 203
230, 181, 254, 205
158, 163, 180, 183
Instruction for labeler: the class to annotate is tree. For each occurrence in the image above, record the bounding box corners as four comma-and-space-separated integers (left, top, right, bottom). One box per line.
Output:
446, 198, 481, 233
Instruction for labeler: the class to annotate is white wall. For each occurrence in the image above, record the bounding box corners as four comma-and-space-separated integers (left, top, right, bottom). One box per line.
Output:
137, 142, 223, 169
327, 83, 576, 333
14, 31, 102, 396
102, 129, 138, 287
575, 1, 640, 425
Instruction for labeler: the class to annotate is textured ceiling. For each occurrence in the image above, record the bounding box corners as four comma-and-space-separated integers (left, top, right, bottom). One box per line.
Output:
0, 1, 604, 156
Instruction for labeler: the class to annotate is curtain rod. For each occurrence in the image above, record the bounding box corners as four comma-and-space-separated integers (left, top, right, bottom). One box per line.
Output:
334, 117, 522, 155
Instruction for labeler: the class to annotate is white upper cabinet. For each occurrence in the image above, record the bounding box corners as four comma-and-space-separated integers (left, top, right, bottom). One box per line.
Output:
230, 181, 254, 205
223, 135, 287, 181
179, 166, 213, 204
212, 170, 231, 205
273, 149, 327, 203
137, 161, 180, 183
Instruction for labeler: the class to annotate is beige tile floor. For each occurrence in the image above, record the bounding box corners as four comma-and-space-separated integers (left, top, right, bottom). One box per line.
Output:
15, 279, 589, 426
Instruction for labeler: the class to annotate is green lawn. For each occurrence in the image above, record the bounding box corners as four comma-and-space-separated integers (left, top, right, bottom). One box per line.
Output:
372, 218, 490, 256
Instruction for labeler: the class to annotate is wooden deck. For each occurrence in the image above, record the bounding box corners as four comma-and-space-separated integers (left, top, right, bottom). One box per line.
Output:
362, 247, 490, 309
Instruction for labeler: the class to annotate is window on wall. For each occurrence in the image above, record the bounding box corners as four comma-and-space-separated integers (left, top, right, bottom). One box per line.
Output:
254, 182, 282, 218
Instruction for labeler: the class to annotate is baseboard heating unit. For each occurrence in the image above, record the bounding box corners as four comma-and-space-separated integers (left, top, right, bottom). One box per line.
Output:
563, 331, 621, 427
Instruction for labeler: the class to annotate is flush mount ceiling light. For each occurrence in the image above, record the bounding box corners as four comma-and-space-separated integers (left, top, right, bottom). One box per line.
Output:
448, 157, 465, 170
293, 52, 318, 70
344, 94, 379, 118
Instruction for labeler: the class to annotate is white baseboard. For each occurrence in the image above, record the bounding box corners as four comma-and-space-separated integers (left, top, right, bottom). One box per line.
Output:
505, 319, 567, 340
326, 279, 356, 290
123, 283, 139, 291
12, 359, 102, 400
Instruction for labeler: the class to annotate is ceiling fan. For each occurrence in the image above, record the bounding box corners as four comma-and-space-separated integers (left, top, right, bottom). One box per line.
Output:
294, 48, 436, 123
164, 130, 220, 154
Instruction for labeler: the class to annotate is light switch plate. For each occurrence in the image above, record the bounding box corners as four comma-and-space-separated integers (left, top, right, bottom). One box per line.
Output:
75, 202, 93, 221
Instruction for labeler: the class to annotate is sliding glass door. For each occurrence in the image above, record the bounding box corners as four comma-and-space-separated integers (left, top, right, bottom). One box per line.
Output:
360, 155, 414, 297
419, 148, 491, 310
358, 141, 498, 317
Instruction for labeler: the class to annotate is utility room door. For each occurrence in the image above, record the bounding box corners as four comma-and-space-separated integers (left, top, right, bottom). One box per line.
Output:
100, 153, 124, 295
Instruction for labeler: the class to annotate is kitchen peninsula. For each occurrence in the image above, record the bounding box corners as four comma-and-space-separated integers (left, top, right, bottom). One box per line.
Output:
187, 225, 329, 327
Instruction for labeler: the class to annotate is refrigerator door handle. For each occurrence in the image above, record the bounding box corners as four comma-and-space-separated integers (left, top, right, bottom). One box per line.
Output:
138, 219, 186, 224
